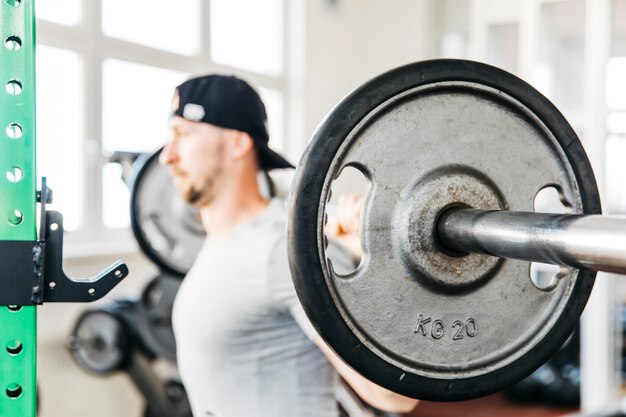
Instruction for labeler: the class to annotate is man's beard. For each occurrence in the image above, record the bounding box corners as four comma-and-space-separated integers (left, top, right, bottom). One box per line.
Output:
185, 187, 208, 206
182, 168, 222, 207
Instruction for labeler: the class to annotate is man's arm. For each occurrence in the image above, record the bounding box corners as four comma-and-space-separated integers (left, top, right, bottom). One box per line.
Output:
313, 335, 419, 413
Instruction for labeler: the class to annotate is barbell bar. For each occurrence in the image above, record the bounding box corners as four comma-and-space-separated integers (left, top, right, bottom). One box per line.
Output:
437, 208, 626, 275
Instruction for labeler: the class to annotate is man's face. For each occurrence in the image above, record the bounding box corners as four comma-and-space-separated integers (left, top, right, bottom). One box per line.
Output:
160, 116, 230, 207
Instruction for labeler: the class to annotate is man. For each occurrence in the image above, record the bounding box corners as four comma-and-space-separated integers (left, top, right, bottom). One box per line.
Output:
160, 74, 418, 417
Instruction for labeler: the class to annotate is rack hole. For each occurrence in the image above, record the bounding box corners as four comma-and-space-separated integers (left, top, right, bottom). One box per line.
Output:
6, 122, 23, 139
50, 223, 59, 231
7, 305, 21, 312
114, 270, 122, 278
7, 209, 23, 225
6, 383, 22, 399
5, 36, 22, 51
88, 288, 96, 296
48, 281, 56, 289
4, 0, 22, 6
6, 166, 23, 183
6, 80, 22, 95
6, 340, 22, 355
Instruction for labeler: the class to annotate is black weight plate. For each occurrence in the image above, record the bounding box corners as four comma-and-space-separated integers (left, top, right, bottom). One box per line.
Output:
130, 149, 205, 277
137, 273, 180, 361
288, 59, 599, 401
68, 306, 130, 374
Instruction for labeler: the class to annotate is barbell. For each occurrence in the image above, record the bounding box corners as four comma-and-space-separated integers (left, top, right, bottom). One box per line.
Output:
128, 59, 623, 402
287, 59, 624, 401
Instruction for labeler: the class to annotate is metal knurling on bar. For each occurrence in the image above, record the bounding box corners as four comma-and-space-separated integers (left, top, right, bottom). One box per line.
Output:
0, 0, 38, 416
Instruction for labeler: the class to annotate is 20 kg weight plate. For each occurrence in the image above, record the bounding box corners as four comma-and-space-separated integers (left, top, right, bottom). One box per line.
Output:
288, 59, 599, 401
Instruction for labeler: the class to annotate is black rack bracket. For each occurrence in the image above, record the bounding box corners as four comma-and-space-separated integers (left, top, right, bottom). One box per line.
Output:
0, 178, 129, 306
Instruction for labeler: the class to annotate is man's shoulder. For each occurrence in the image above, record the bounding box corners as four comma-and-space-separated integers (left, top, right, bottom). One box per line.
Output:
266, 198, 289, 221
257, 198, 289, 235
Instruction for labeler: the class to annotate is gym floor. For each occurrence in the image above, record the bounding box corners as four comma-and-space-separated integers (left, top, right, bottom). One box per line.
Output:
406, 392, 576, 417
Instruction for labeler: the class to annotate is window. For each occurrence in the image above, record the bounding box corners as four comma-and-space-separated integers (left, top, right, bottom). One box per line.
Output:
101, 60, 189, 228
36, 45, 83, 231
36, 0, 286, 249
36, 0, 82, 26
101, 0, 201, 55
102, 60, 188, 153
210, 0, 284, 75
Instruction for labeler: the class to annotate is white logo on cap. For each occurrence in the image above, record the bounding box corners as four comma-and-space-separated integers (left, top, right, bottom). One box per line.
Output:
183, 103, 205, 122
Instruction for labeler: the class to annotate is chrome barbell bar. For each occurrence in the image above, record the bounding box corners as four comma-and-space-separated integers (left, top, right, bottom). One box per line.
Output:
436, 208, 626, 274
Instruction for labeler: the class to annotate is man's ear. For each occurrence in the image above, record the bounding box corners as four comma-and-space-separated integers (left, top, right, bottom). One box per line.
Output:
230, 131, 255, 160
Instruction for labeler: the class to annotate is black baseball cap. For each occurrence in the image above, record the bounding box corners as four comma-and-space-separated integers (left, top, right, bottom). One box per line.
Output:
172, 74, 294, 170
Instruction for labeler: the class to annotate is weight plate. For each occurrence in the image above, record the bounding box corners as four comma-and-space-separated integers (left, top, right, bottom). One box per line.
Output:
68, 308, 129, 374
137, 273, 181, 361
288, 59, 599, 401
130, 149, 294, 277
130, 150, 206, 277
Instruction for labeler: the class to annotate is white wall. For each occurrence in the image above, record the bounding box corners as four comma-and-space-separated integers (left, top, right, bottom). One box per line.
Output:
288, 0, 437, 159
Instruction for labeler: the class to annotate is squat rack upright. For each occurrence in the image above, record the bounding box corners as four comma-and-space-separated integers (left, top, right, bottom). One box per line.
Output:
0, 0, 38, 415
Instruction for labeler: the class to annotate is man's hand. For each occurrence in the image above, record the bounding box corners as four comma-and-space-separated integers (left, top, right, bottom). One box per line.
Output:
326, 193, 365, 258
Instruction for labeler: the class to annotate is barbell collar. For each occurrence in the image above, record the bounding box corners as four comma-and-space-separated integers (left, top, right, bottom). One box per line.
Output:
436, 208, 626, 275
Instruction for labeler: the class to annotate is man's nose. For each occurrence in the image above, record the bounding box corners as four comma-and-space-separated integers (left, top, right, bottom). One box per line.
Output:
159, 141, 177, 165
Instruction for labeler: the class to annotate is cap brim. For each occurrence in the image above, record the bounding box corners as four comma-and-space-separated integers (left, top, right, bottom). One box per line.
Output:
256, 142, 295, 170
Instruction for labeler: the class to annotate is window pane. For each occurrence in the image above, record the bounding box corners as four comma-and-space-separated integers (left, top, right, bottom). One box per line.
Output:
534, 0, 585, 127
36, 0, 82, 26
102, 163, 130, 228
487, 23, 519, 75
36, 45, 83, 231
258, 87, 284, 152
102, 60, 188, 153
210, 0, 283, 75
102, 0, 200, 55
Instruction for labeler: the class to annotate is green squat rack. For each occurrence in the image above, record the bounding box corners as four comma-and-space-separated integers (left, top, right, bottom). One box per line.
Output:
1, 2, 128, 415
1, 1, 38, 414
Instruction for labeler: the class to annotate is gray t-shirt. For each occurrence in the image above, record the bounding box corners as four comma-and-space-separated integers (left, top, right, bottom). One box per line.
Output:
172, 199, 340, 417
